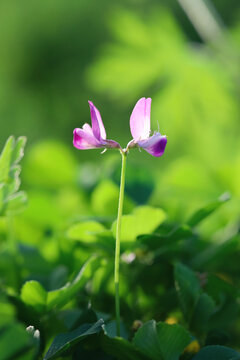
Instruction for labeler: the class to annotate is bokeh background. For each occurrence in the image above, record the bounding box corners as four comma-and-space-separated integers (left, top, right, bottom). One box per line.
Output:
1, 2, 240, 356
0, 0, 240, 236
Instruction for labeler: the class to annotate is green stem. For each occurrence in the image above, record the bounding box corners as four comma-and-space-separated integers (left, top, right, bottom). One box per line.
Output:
114, 151, 127, 337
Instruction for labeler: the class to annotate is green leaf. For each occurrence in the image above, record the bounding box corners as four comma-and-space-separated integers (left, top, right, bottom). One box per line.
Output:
67, 221, 106, 243
208, 299, 239, 331
187, 192, 230, 227
91, 179, 134, 216
5, 191, 27, 214
205, 274, 238, 303
133, 320, 191, 360
43, 319, 104, 360
192, 345, 240, 360
174, 263, 200, 321
21, 258, 100, 313
0, 323, 34, 360
101, 334, 148, 360
0, 136, 26, 188
138, 225, 193, 250
47, 256, 98, 310
0, 184, 4, 213
21, 280, 47, 312
190, 293, 215, 334
0, 136, 14, 183
11, 136, 27, 164
112, 206, 166, 242
192, 234, 240, 269
103, 321, 128, 339
0, 136, 27, 215
175, 265, 217, 334
205, 329, 230, 346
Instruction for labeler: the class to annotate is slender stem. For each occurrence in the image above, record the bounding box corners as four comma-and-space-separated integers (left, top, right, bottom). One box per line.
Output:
114, 151, 127, 336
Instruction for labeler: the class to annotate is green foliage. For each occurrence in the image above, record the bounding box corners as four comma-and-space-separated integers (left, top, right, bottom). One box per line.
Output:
101, 333, 149, 360
174, 263, 218, 335
1, 0, 240, 358
190, 294, 215, 334
0, 323, 35, 360
0, 136, 27, 215
112, 206, 166, 242
192, 346, 240, 360
21, 280, 47, 312
133, 320, 191, 360
87, 9, 185, 101
67, 221, 106, 243
23, 140, 77, 189
1, 135, 240, 358
86, 4, 240, 230
20, 257, 99, 312
187, 193, 230, 227
87, 6, 238, 171
44, 319, 104, 360
174, 263, 201, 321
0, 294, 38, 359
0, 295, 16, 329
46, 256, 99, 311
91, 179, 135, 216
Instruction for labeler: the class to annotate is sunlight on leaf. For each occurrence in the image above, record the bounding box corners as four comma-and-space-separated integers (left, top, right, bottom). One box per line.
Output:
67, 221, 106, 243
112, 206, 166, 242
21, 280, 47, 312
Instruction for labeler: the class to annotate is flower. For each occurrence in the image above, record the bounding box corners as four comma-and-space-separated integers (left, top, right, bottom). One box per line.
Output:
73, 101, 121, 151
128, 97, 167, 157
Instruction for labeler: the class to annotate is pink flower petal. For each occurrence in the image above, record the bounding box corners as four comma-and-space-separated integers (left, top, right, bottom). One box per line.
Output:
104, 139, 121, 149
138, 134, 167, 157
130, 97, 151, 140
88, 101, 107, 140
82, 123, 94, 135
73, 128, 101, 150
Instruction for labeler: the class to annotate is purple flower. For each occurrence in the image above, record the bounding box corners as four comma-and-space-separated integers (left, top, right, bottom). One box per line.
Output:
128, 97, 167, 157
73, 101, 121, 151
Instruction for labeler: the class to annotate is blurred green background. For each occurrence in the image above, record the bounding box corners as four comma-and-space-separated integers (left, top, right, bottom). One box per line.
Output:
1, 2, 240, 357
0, 0, 240, 231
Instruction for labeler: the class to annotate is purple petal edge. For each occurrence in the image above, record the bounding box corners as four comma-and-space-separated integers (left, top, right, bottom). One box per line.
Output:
73, 128, 101, 150
138, 134, 167, 157
88, 101, 106, 141
73, 128, 121, 151
103, 139, 121, 149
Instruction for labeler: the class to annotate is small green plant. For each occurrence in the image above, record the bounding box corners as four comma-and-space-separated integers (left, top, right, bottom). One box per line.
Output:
0, 131, 239, 360
73, 97, 167, 335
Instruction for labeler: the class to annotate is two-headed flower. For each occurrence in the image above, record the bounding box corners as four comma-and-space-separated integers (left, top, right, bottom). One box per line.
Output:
73, 98, 167, 157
